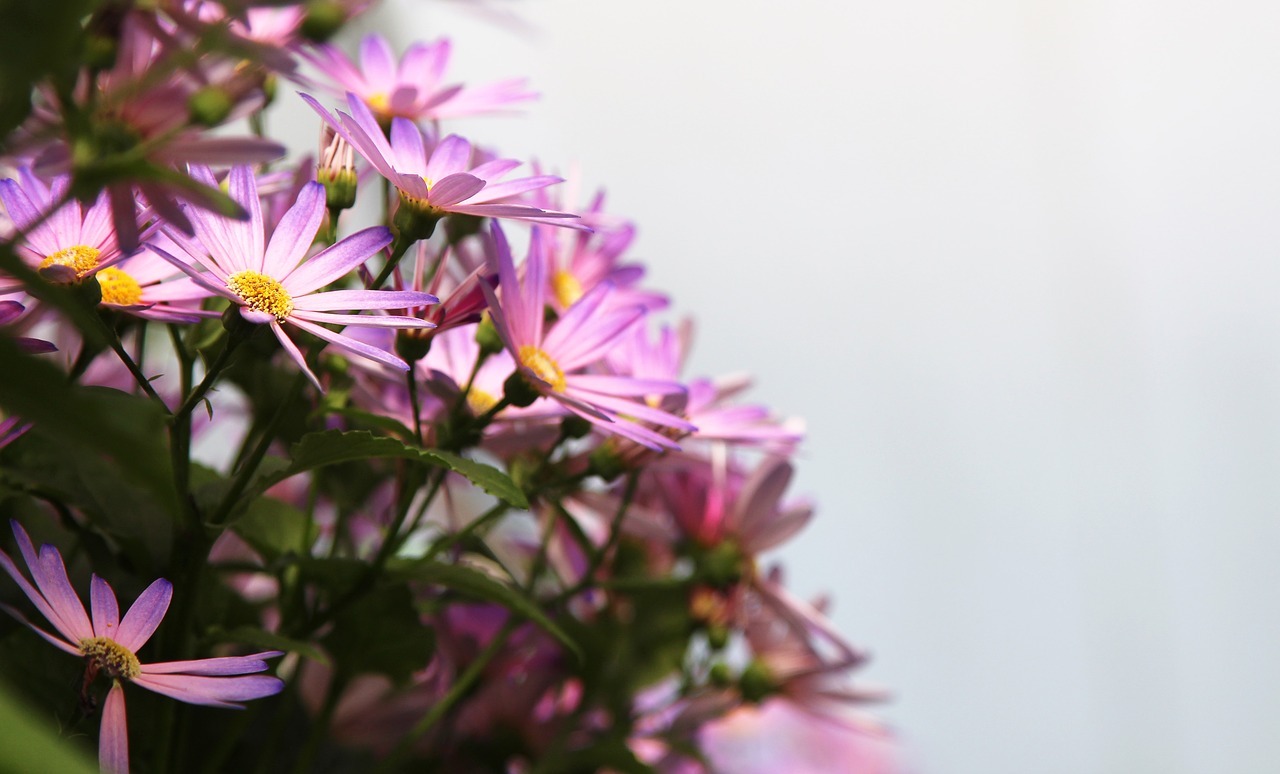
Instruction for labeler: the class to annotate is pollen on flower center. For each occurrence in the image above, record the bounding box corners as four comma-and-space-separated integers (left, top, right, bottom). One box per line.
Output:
227, 270, 293, 322
96, 267, 143, 306
366, 92, 390, 114
518, 345, 566, 393
80, 636, 141, 680
40, 245, 101, 276
466, 387, 499, 416
552, 271, 583, 309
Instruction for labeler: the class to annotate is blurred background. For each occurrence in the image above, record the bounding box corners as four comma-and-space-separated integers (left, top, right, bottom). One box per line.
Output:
288, 1, 1280, 771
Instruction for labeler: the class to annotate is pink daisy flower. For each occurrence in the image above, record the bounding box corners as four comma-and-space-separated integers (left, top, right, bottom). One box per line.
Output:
150, 165, 438, 389
480, 223, 694, 450
0, 169, 129, 291
305, 33, 536, 123
301, 92, 582, 232
0, 521, 282, 774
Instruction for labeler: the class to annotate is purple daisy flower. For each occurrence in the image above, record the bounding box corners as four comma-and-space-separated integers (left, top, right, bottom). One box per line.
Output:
151, 166, 439, 389
0, 521, 283, 774
480, 223, 694, 450
301, 92, 582, 231
0, 169, 128, 291
305, 34, 536, 123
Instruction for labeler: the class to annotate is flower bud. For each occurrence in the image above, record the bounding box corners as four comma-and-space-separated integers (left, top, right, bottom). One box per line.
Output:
189, 86, 235, 127
317, 126, 357, 212
301, 0, 346, 42
738, 661, 775, 703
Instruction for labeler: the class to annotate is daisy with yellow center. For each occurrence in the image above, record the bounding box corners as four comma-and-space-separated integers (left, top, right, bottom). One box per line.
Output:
0, 169, 126, 293
152, 165, 439, 390
0, 521, 283, 774
480, 223, 693, 451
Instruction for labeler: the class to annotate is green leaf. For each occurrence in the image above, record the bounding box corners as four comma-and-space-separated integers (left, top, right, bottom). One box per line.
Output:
231, 496, 309, 563
0, 0, 90, 139
0, 679, 96, 774
0, 341, 178, 514
387, 558, 579, 660
208, 625, 329, 666
322, 584, 434, 684
420, 449, 528, 509
248, 430, 527, 508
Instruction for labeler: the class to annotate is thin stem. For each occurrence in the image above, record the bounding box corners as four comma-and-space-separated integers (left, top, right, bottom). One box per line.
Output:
406, 367, 424, 445
374, 619, 518, 773
209, 371, 308, 526
100, 316, 167, 408
368, 232, 414, 291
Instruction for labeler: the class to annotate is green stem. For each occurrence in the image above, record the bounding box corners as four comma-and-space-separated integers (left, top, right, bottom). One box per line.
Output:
368, 232, 414, 291
209, 371, 308, 526
374, 619, 518, 773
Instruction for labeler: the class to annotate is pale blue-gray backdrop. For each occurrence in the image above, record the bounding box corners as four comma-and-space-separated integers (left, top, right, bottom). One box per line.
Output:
277, 2, 1280, 771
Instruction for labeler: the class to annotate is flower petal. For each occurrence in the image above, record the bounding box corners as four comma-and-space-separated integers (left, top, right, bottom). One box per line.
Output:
90, 575, 120, 639
141, 651, 281, 676
34, 545, 93, 643
262, 181, 325, 278
132, 673, 284, 708
100, 682, 129, 774
115, 578, 172, 652
282, 226, 393, 295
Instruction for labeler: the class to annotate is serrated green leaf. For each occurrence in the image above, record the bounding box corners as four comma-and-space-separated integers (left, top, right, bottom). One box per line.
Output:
387, 559, 579, 660
209, 625, 329, 666
420, 449, 528, 509
248, 430, 526, 508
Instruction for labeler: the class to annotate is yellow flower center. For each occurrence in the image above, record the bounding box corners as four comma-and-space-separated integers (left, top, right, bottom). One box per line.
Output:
39, 245, 100, 277
96, 267, 143, 306
366, 92, 390, 114
466, 388, 499, 416
80, 636, 141, 680
552, 270, 583, 309
227, 270, 293, 322
518, 345, 566, 393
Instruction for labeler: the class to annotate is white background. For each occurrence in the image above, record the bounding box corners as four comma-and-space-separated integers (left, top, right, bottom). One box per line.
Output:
294, 2, 1280, 771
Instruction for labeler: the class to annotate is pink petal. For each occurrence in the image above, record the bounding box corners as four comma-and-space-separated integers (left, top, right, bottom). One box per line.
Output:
99, 682, 129, 774
270, 321, 322, 391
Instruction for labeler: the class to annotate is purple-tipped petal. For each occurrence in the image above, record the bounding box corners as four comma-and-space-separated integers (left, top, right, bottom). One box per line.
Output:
359, 34, 397, 86
34, 546, 93, 643
262, 181, 325, 278
0, 602, 81, 655
428, 173, 485, 208
270, 321, 322, 391
132, 673, 284, 708
289, 317, 412, 372
281, 226, 393, 295
90, 575, 121, 639
141, 651, 281, 676
115, 578, 172, 652
425, 135, 473, 182
292, 289, 437, 312
99, 682, 129, 774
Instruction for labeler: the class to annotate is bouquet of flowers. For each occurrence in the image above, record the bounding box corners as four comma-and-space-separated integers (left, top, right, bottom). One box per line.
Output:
0, 2, 898, 771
